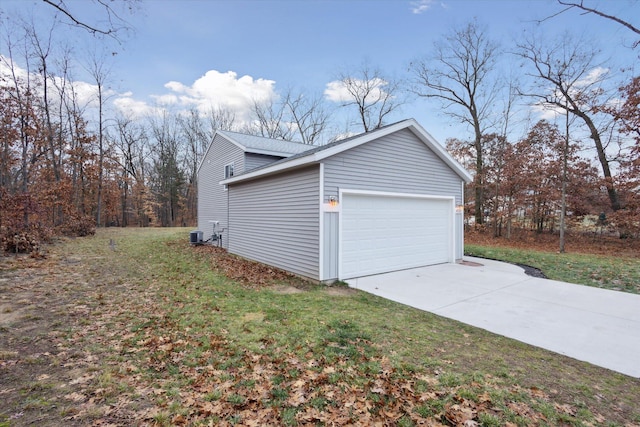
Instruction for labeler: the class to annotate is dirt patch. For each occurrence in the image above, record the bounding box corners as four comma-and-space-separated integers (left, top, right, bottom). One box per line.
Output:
0, 254, 86, 425
242, 312, 265, 322
269, 285, 305, 294
0, 249, 155, 426
323, 286, 357, 296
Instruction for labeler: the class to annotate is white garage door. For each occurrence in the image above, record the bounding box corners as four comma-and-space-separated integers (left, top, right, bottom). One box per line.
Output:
340, 192, 453, 280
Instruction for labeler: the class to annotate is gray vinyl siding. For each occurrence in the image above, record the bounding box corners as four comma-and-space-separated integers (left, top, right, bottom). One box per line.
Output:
321, 128, 464, 279
197, 135, 245, 248
228, 166, 320, 280
323, 129, 463, 204
322, 212, 339, 280
244, 153, 285, 171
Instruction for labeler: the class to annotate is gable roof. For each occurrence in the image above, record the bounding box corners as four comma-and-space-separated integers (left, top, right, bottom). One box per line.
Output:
197, 130, 312, 174
221, 118, 473, 185
217, 130, 311, 157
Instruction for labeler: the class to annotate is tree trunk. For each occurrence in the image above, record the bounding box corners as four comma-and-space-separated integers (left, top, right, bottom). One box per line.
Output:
95, 83, 104, 227
473, 117, 484, 225
575, 109, 620, 211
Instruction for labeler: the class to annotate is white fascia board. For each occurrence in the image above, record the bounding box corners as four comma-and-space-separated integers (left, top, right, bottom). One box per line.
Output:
218, 132, 248, 152
196, 130, 219, 175
313, 120, 414, 161
406, 120, 474, 183
221, 130, 304, 157
221, 121, 414, 185
196, 130, 248, 175
244, 148, 298, 157
221, 118, 473, 185
221, 154, 316, 185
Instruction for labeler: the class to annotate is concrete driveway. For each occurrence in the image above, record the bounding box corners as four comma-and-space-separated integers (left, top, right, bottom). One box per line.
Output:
346, 257, 640, 378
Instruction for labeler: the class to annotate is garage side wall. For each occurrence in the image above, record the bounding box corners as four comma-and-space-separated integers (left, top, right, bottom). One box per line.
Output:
323, 128, 463, 204
228, 166, 320, 280
197, 135, 245, 248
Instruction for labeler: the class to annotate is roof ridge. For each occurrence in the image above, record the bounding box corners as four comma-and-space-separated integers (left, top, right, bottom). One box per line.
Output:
217, 129, 308, 146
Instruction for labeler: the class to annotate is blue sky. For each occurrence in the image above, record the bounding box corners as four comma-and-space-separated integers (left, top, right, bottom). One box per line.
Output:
1, 0, 638, 144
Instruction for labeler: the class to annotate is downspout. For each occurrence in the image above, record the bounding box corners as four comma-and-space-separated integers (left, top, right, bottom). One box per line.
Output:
226, 184, 230, 250
318, 163, 324, 281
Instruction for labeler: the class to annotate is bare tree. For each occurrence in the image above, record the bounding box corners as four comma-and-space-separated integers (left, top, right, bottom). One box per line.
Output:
41, 0, 138, 41
409, 20, 500, 225
330, 60, 404, 133
515, 33, 621, 211
25, 20, 61, 183
148, 111, 184, 227
554, 1, 640, 47
283, 89, 331, 144
179, 108, 214, 223
1, 28, 37, 201
248, 97, 293, 140
86, 52, 112, 226
205, 106, 236, 134
112, 115, 149, 226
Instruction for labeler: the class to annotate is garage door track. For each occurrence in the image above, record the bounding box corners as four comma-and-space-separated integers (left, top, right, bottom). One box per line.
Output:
346, 257, 640, 378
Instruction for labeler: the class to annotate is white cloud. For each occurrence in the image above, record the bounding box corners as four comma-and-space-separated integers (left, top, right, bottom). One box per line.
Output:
151, 93, 180, 105
576, 66, 609, 88
2, 58, 279, 126
531, 101, 566, 121
531, 66, 611, 121
324, 80, 353, 103
0, 55, 29, 84
324, 78, 389, 103
113, 93, 157, 117
0, 55, 114, 111
410, 0, 436, 14
116, 70, 278, 123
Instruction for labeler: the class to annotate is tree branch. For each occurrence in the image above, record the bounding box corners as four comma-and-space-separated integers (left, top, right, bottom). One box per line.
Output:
42, 0, 114, 35
558, 0, 640, 35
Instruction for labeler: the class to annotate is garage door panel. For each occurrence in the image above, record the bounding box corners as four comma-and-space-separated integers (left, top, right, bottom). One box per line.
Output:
340, 193, 452, 279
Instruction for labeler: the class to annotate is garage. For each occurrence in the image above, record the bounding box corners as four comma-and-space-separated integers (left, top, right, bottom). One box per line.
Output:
215, 119, 471, 282
339, 191, 454, 279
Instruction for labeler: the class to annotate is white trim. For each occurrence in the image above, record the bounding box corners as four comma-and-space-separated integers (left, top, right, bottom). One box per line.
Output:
196, 131, 216, 175
340, 188, 456, 201
450, 198, 457, 262
337, 188, 343, 280
223, 162, 234, 191
220, 130, 310, 157
318, 164, 325, 281
198, 130, 309, 175
460, 180, 466, 257
222, 155, 311, 185
221, 119, 473, 185
338, 189, 456, 280
244, 148, 301, 157
322, 203, 340, 213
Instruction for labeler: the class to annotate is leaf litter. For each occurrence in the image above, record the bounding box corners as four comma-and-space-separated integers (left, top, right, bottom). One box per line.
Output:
1, 230, 638, 426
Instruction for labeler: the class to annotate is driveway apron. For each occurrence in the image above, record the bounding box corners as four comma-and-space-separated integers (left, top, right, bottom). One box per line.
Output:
346, 257, 640, 378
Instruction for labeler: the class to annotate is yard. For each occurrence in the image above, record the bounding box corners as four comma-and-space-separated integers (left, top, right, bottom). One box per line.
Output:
1, 228, 639, 426
464, 229, 640, 294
